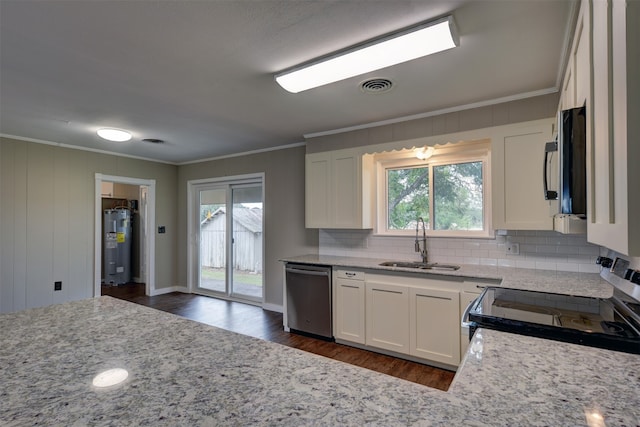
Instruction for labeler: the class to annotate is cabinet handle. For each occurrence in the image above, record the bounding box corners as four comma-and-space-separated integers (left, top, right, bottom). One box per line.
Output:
345, 272, 357, 277
341, 285, 359, 289
416, 294, 451, 301
373, 288, 402, 295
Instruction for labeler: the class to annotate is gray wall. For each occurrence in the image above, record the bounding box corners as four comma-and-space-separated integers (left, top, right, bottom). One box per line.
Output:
0, 137, 178, 313
306, 93, 559, 152
0, 93, 561, 314
177, 145, 318, 308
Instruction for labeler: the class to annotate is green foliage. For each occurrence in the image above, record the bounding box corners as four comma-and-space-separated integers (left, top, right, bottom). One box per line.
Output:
386, 161, 483, 231
387, 167, 429, 230
433, 162, 483, 230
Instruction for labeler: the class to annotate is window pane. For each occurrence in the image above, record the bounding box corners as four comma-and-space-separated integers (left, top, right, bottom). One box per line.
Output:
387, 167, 429, 230
433, 162, 483, 230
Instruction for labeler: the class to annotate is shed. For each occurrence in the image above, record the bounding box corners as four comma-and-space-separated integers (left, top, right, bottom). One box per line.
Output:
200, 207, 262, 273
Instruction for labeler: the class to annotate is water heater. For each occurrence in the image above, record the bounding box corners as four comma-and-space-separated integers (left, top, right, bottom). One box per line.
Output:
103, 208, 132, 285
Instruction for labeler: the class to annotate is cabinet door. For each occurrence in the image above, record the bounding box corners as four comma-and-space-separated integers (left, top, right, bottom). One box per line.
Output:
334, 278, 365, 344
587, 0, 640, 255
366, 282, 409, 353
409, 287, 460, 366
492, 120, 555, 230
305, 152, 331, 228
332, 153, 360, 228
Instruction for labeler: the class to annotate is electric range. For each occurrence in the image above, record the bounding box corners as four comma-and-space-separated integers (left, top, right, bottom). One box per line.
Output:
467, 285, 640, 354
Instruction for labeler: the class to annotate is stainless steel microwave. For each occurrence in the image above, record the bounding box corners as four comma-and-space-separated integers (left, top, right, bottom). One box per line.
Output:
543, 106, 587, 217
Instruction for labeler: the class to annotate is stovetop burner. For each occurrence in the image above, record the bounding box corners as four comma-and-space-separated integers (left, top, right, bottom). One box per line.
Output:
601, 321, 637, 338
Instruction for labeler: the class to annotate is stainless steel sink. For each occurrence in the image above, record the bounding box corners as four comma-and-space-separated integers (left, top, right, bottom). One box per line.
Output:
379, 261, 460, 271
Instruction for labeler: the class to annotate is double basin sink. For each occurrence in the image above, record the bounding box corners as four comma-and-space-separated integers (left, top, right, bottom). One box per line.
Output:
379, 261, 460, 271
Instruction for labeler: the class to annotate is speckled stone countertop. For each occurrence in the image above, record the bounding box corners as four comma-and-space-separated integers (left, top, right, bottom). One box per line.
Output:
2, 297, 639, 426
281, 254, 613, 298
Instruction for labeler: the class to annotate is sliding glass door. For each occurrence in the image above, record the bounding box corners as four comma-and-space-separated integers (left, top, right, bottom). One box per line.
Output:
198, 187, 227, 294
193, 177, 263, 303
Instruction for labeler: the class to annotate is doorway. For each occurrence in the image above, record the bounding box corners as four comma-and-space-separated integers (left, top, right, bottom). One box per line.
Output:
188, 174, 264, 305
94, 174, 156, 298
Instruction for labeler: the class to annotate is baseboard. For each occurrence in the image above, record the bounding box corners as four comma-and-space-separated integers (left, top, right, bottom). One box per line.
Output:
150, 286, 189, 296
262, 302, 283, 313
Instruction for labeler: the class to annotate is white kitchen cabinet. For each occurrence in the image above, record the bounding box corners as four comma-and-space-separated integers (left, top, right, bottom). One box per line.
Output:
586, 0, 640, 256
492, 119, 556, 230
409, 286, 460, 366
560, 1, 590, 110
333, 270, 365, 344
305, 149, 374, 229
365, 281, 409, 353
305, 152, 331, 228
335, 270, 497, 368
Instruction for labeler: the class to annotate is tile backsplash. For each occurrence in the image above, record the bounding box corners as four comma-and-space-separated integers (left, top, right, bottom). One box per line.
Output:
319, 229, 603, 273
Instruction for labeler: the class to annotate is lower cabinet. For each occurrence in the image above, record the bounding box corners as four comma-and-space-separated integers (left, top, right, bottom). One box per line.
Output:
334, 269, 495, 368
334, 274, 366, 344
410, 286, 461, 366
365, 281, 410, 353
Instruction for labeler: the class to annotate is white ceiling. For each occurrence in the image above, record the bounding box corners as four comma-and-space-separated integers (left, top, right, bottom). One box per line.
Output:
0, 0, 575, 164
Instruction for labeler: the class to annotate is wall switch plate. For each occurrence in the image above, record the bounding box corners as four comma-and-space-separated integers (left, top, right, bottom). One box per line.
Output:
54, 281, 62, 291
506, 242, 520, 255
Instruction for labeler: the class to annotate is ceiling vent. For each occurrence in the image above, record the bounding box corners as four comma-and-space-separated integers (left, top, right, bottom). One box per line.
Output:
360, 78, 393, 94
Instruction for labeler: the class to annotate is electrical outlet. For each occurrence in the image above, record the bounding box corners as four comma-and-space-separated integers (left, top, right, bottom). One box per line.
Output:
506, 242, 520, 255
54, 281, 62, 291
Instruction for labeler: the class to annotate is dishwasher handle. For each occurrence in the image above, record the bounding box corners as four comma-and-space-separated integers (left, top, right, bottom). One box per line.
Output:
285, 267, 330, 277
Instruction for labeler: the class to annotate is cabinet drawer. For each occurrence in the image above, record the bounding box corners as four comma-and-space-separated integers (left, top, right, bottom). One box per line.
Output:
336, 270, 365, 281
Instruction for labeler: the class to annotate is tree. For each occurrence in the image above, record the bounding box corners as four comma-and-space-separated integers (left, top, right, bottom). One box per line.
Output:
387, 167, 429, 230
386, 161, 483, 231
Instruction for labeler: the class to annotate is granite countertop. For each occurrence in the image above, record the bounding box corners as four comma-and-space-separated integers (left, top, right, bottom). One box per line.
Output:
2, 297, 639, 426
281, 254, 613, 298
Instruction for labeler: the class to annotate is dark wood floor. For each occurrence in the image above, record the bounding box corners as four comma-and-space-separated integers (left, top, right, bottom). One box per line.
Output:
101, 283, 455, 391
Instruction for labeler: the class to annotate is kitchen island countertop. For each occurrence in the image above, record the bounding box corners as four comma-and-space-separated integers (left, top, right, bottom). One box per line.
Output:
281, 254, 613, 298
1, 296, 638, 426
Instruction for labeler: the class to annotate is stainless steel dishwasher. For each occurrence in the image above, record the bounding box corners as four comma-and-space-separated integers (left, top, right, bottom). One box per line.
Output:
285, 263, 332, 339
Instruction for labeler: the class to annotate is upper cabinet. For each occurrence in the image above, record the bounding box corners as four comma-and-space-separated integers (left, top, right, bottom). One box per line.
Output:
583, 0, 640, 255
560, 1, 590, 110
491, 119, 556, 230
305, 149, 374, 229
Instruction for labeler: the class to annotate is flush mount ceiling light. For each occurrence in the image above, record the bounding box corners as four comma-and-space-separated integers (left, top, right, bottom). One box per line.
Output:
275, 15, 458, 93
97, 128, 132, 142
415, 146, 435, 160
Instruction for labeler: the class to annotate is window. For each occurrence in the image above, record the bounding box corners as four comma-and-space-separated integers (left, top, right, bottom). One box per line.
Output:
377, 142, 490, 237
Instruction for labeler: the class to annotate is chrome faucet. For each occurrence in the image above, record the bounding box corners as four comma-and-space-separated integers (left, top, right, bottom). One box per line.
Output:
415, 217, 428, 264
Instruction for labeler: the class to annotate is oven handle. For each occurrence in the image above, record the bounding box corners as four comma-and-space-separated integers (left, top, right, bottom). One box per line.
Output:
461, 297, 479, 328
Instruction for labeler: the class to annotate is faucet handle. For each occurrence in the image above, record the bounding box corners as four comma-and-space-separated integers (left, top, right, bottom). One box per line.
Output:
415, 241, 420, 252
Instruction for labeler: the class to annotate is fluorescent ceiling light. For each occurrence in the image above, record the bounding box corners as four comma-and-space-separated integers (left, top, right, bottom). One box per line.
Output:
275, 16, 458, 93
97, 128, 132, 142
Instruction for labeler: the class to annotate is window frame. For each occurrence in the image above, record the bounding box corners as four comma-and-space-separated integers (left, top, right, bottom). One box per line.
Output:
375, 142, 492, 238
